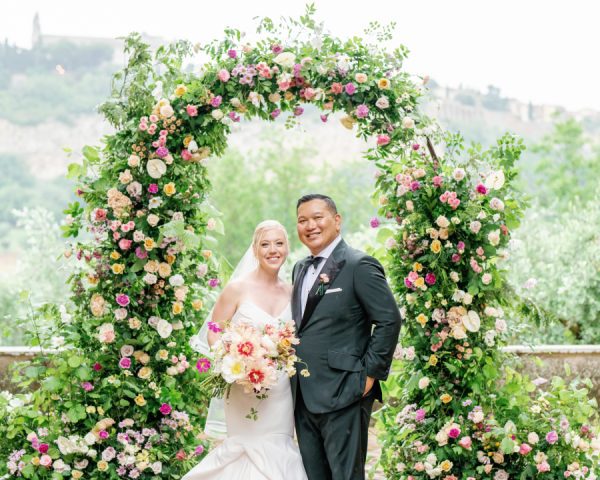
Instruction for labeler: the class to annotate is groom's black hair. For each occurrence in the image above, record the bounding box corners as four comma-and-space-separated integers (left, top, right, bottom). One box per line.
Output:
296, 194, 338, 214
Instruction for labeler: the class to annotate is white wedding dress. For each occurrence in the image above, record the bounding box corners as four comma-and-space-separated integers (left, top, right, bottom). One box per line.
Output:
183, 301, 308, 480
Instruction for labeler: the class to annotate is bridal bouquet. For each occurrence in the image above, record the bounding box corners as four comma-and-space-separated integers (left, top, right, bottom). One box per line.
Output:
200, 319, 306, 415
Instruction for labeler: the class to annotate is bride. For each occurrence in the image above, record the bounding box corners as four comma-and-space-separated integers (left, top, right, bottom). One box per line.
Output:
184, 220, 308, 480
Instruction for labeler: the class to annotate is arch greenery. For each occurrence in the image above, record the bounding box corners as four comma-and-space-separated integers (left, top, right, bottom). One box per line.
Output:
1, 6, 599, 480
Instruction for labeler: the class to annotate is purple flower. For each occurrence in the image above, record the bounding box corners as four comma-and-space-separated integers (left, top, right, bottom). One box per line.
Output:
545, 430, 559, 444
227, 49, 237, 59
148, 183, 159, 194
356, 104, 369, 119
196, 358, 211, 373
208, 278, 220, 288
370, 217, 380, 228
415, 409, 426, 422
156, 147, 169, 158
271, 109, 281, 119
159, 403, 172, 415
344, 82, 356, 95
410, 181, 421, 191
425, 273, 436, 285
194, 445, 205, 456
116, 294, 130, 307
293, 106, 304, 116
81, 382, 94, 392
119, 357, 131, 369
135, 247, 148, 260
210, 96, 222, 108
207, 321, 222, 333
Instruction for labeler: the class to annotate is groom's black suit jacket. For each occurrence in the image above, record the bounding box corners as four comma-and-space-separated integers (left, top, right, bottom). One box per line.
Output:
291, 239, 401, 414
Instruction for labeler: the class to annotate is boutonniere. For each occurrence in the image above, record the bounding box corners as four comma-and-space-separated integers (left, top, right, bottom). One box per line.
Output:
317, 273, 330, 296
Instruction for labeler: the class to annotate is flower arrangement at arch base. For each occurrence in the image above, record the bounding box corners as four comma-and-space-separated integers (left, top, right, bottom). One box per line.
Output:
371, 133, 600, 479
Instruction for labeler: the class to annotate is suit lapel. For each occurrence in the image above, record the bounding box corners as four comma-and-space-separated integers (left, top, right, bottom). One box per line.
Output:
300, 241, 347, 329
292, 260, 309, 330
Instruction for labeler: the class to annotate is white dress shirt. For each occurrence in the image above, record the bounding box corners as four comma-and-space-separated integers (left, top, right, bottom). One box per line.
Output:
301, 235, 342, 317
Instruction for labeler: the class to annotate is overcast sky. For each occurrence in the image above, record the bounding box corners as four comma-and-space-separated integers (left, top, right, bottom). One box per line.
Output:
2, 0, 599, 111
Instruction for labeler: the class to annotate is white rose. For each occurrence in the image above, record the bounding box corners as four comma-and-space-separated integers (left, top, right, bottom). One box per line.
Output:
126, 181, 142, 197
273, 52, 296, 68
159, 104, 174, 118
230, 97, 241, 108
470, 221, 482, 234
376, 96, 390, 109
146, 214, 160, 227
452, 168, 466, 181
151, 462, 163, 474
156, 319, 173, 339
450, 271, 459, 282
169, 274, 185, 287
452, 325, 467, 339
133, 230, 145, 242
495, 319, 507, 333
436, 216, 450, 228
482, 273, 493, 285
488, 230, 501, 246
484, 170, 505, 190
120, 345, 134, 357
463, 310, 481, 332
492, 214, 501, 222
477, 211, 487, 219
471, 410, 485, 423
426, 453, 437, 465
452, 290, 465, 302
401, 116, 415, 129
146, 159, 167, 179
143, 273, 157, 285
435, 429, 449, 446
484, 330, 496, 346
128, 155, 140, 168
211, 109, 224, 120
84, 432, 96, 445
418, 377, 430, 389
490, 197, 505, 211
451, 216, 461, 224
463, 293, 473, 305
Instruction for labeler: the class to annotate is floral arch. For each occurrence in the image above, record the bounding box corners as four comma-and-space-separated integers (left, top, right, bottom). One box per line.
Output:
2, 7, 599, 480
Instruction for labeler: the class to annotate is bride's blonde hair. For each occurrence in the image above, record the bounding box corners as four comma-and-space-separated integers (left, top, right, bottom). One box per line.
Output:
252, 220, 289, 255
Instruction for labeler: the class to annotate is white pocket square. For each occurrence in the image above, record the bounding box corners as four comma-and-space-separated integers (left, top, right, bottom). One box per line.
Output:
325, 288, 343, 294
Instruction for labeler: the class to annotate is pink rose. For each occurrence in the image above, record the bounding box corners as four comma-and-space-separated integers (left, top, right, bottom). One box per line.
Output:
271, 108, 281, 118
135, 247, 147, 259
81, 382, 94, 392
38, 443, 49, 454
40, 455, 52, 467
448, 427, 461, 439
217, 69, 230, 82
227, 49, 237, 59
194, 445, 205, 456
425, 273, 436, 285
546, 430, 559, 444
175, 449, 186, 461
476, 183, 488, 195
119, 357, 131, 369
519, 443, 532, 455
330, 82, 343, 94
356, 104, 369, 119
186, 105, 198, 117
377, 134, 390, 146
210, 96, 222, 108
116, 294, 130, 307
118, 239, 132, 250
458, 436, 472, 449
457, 241, 465, 252
344, 82, 356, 95
537, 461, 551, 473
451, 254, 461, 263
99, 430, 109, 439
432, 176, 443, 187
159, 403, 172, 415
148, 183, 159, 194
181, 149, 193, 161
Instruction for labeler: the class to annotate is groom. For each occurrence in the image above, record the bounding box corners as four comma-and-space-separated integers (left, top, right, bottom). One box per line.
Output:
291, 194, 401, 480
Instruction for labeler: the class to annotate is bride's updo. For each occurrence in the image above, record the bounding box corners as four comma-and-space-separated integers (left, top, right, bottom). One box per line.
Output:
252, 220, 289, 253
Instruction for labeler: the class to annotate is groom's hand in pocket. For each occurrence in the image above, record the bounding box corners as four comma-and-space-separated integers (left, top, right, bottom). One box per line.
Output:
363, 376, 375, 397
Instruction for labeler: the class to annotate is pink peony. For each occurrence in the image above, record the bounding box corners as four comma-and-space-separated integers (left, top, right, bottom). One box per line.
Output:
186, 105, 198, 116
218, 69, 230, 82
293, 106, 304, 116
344, 82, 356, 95
196, 358, 211, 373
119, 357, 131, 369
377, 134, 391, 146
425, 273, 436, 285
194, 445, 205, 456
156, 146, 169, 158
410, 181, 421, 191
458, 436, 472, 449
356, 104, 369, 119
546, 430, 559, 444
148, 183, 159, 194
159, 403, 172, 415
519, 443, 532, 455
116, 294, 130, 307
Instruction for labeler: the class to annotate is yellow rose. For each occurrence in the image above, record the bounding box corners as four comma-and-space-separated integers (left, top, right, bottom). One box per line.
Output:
183, 135, 193, 147
431, 240, 442, 254
72, 471, 83, 479
413, 262, 423, 272
138, 367, 152, 379
163, 182, 176, 196
440, 393, 452, 404
144, 260, 159, 273
135, 394, 146, 406
157, 349, 169, 360
416, 314, 428, 327
202, 250, 212, 259
284, 91, 295, 101
90, 294, 106, 317
111, 263, 125, 274
192, 299, 203, 311
97, 460, 109, 471
166, 254, 176, 265
158, 262, 172, 278
174, 84, 187, 97
144, 238, 155, 251
428, 354, 438, 366
172, 302, 183, 315
87, 274, 99, 285
440, 460, 453, 472
31, 457, 40, 466
378, 78, 391, 89
414, 277, 425, 288
110, 251, 121, 260
86, 405, 96, 414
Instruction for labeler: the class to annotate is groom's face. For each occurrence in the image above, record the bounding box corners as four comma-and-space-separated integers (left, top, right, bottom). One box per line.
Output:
297, 199, 341, 255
